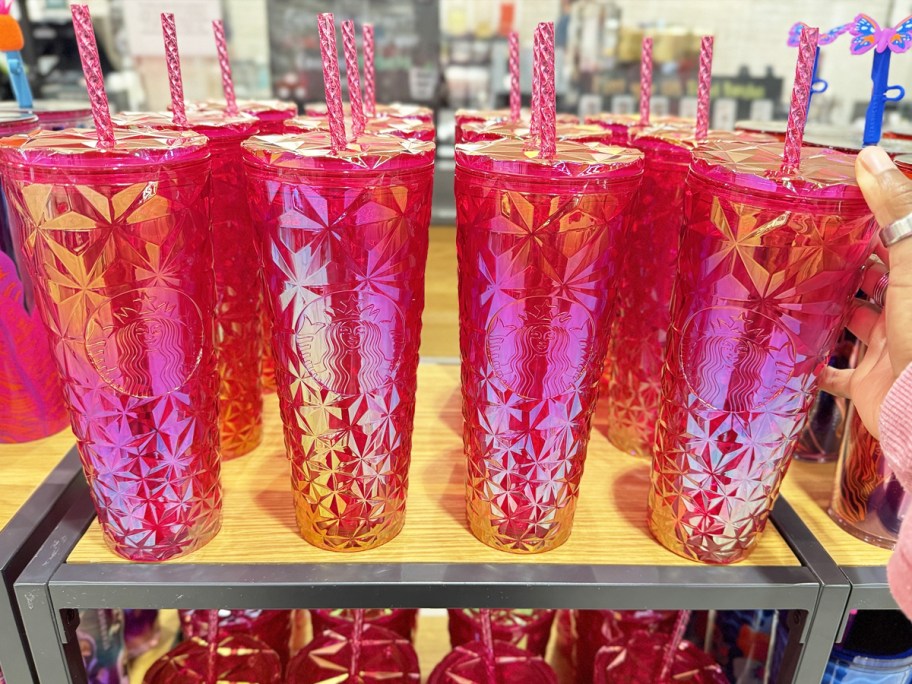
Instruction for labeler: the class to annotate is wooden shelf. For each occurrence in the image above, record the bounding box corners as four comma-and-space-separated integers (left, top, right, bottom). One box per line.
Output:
421, 226, 459, 359
0, 426, 74, 531
780, 461, 892, 568
69, 364, 798, 567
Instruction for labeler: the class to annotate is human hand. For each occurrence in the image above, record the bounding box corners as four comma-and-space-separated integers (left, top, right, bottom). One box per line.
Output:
818, 146, 912, 439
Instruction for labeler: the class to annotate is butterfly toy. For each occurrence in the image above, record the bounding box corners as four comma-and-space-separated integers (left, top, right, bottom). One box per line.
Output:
847, 14, 910, 144
850, 14, 912, 54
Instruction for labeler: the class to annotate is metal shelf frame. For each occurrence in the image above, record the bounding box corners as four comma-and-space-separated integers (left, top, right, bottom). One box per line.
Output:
0, 448, 85, 683
11, 488, 837, 684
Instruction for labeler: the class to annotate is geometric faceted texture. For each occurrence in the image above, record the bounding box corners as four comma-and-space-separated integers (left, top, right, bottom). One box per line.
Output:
455, 138, 643, 553
244, 133, 435, 552
598, 136, 692, 458
311, 609, 418, 642
594, 632, 727, 683
203, 126, 264, 458
447, 609, 556, 657
178, 609, 293, 666
112, 111, 265, 460
143, 634, 282, 684
830, 401, 904, 549
427, 639, 558, 684
0, 128, 222, 561
650, 141, 878, 564
286, 623, 421, 683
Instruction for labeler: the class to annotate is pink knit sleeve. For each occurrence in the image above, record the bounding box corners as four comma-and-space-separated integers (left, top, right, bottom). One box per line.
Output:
880, 362, 912, 488
880, 363, 912, 619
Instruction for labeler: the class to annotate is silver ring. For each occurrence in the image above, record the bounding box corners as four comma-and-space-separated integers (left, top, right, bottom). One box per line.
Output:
872, 271, 889, 308
882, 211, 912, 247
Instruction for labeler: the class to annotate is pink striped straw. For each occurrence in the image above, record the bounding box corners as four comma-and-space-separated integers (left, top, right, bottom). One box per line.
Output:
70, 4, 114, 147
781, 26, 819, 174
538, 22, 556, 159
341, 20, 365, 137
509, 31, 520, 122
530, 26, 541, 138
695, 36, 713, 141
206, 610, 218, 684
350, 610, 365, 679
639, 36, 653, 125
656, 610, 692, 682
479, 609, 497, 684
212, 20, 239, 116
161, 13, 188, 127
362, 24, 376, 117
317, 13, 346, 152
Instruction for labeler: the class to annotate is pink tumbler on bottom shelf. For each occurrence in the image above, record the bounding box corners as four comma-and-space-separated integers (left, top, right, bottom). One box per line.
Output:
310, 609, 418, 642
243, 132, 435, 552
287, 623, 420, 683
178, 609, 293, 665
143, 634, 282, 683
428, 641, 557, 684
456, 138, 643, 553
0, 128, 222, 561
650, 141, 878, 564
447, 609, 555, 657
594, 632, 727, 683
113, 111, 264, 459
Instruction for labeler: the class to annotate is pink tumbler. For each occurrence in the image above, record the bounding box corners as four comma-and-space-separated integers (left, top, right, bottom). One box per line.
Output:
447, 609, 555, 657
0, 127, 222, 561
113, 110, 264, 459
650, 140, 878, 563
243, 132, 435, 551
456, 137, 643, 553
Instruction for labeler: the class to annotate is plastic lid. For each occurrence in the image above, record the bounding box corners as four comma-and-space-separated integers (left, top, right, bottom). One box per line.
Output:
211, 98, 297, 115
307, 102, 435, 122
690, 138, 865, 200
457, 108, 578, 126
286, 115, 435, 142
112, 109, 258, 141
632, 121, 704, 149
0, 126, 209, 171
455, 136, 643, 182
0, 110, 39, 135
242, 131, 435, 174
462, 120, 609, 143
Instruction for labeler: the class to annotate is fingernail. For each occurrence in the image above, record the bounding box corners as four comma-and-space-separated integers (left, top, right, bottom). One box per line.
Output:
859, 146, 894, 175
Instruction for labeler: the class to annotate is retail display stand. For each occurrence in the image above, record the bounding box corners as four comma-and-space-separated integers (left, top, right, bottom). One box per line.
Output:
6, 362, 863, 684
0, 435, 85, 683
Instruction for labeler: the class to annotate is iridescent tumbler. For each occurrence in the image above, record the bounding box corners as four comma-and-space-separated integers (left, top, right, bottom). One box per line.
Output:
113, 111, 264, 459
650, 141, 877, 564
0, 128, 222, 561
597, 126, 695, 458
456, 137, 643, 553
244, 132, 435, 551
